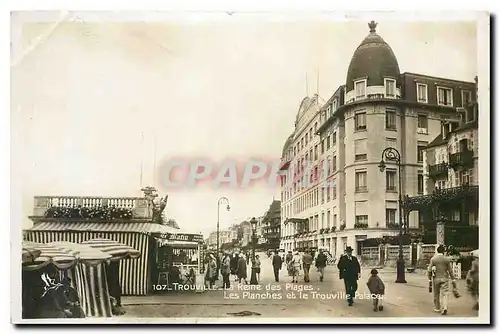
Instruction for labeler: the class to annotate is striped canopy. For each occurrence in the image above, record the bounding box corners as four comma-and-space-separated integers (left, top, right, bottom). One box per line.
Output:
81, 238, 141, 261
47, 241, 112, 266
22, 241, 78, 271
22, 244, 42, 264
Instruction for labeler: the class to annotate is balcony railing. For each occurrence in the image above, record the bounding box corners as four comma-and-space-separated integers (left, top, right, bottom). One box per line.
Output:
32, 195, 152, 220
403, 185, 479, 211
428, 163, 449, 179
449, 150, 474, 170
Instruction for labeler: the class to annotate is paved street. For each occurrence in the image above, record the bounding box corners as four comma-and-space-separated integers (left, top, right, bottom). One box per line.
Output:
122, 253, 479, 318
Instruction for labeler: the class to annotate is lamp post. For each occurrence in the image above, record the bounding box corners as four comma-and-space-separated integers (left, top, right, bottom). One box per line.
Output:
378, 147, 407, 284
217, 197, 230, 279
250, 217, 258, 285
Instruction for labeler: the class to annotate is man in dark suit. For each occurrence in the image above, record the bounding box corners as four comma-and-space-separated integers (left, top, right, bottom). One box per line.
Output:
272, 251, 283, 282
337, 246, 361, 306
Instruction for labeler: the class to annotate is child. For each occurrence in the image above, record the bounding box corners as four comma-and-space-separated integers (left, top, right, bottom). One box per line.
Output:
367, 268, 385, 312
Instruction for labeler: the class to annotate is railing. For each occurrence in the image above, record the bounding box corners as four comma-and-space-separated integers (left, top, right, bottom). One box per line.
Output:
32, 195, 151, 219
428, 163, 449, 179
449, 150, 474, 169
346, 94, 402, 105
403, 185, 479, 211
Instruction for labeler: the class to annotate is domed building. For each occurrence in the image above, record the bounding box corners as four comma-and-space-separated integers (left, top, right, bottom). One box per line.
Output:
279, 21, 477, 263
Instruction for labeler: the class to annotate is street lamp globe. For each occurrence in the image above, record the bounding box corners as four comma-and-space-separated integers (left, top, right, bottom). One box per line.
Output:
250, 217, 257, 230
378, 160, 386, 172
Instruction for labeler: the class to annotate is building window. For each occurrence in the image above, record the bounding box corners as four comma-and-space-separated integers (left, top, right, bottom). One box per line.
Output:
326, 136, 331, 150
437, 86, 453, 106
355, 215, 368, 225
332, 155, 337, 171
333, 214, 337, 228
314, 145, 318, 160
333, 99, 338, 111
461, 170, 471, 185
355, 112, 366, 130
314, 122, 318, 133
355, 171, 367, 192
332, 132, 337, 146
437, 180, 446, 190
327, 106, 332, 118
384, 78, 396, 97
327, 210, 331, 228
354, 139, 367, 162
332, 185, 337, 199
417, 114, 428, 134
321, 140, 325, 154
385, 109, 397, 130
418, 173, 424, 194
386, 170, 397, 192
321, 188, 324, 204
417, 145, 425, 163
461, 90, 472, 107
354, 80, 367, 99
326, 186, 331, 202
386, 209, 397, 225
417, 83, 428, 103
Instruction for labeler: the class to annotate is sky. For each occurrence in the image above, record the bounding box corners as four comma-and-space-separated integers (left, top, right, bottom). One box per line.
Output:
10, 11, 478, 237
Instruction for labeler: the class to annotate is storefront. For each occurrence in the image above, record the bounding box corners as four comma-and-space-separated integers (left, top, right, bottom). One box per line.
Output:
150, 232, 203, 290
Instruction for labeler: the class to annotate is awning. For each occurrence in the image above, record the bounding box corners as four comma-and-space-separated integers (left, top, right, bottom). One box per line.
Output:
22, 241, 78, 271
81, 238, 141, 261
47, 241, 112, 266
26, 221, 202, 240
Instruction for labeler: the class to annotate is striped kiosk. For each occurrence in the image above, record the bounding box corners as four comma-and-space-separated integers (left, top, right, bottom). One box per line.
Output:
24, 221, 196, 296
47, 241, 114, 318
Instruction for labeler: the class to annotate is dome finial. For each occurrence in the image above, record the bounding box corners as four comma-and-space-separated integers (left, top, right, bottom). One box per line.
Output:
368, 20, 377, 33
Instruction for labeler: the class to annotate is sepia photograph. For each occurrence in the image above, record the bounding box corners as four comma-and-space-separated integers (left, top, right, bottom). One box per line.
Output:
10, 10, 490, 324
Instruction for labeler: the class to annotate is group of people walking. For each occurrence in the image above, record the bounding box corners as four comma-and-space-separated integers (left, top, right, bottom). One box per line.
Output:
204, 245, 479, 316
205, 251, 263, 289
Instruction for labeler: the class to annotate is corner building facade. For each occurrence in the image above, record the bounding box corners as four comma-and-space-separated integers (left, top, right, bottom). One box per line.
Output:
279, 21, 476, 258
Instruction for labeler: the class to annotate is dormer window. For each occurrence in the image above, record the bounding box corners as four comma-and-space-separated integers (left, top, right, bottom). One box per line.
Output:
461, 90, 472, 107
354, 79, 367, 100
327, 106, 332, 118
416, 83, 428, 103
332, 98, 338, 111
437, 86, 453, 106
384, 78, 396, 98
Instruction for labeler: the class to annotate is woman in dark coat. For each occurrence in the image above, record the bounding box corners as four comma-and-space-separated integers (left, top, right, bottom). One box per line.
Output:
237, 254, 248, 284
230, 253, 239, 281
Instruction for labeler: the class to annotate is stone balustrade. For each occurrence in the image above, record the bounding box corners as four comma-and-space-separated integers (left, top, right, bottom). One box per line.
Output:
32, 196, 152, 219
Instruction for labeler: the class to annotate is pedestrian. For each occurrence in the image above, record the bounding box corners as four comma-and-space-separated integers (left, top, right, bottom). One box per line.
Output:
272, 251, 283, 282
285, 251, 293, 277
290, 251, 302, 283
237, 253, 248, 284
428, 245, 456, 315
315, 249, 328, 282
230, 252, 239, 281
246, 252, 250, 265
221, 251, 231, 289
206, 254, 218, 288
466, 253, 479, 310
252, 255, 262, 282
366, 269, 385, 312
337, 246, 361, 306
302, 249, 313, 283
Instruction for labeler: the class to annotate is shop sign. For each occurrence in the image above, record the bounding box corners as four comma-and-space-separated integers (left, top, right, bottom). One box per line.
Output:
152, 232, 203, 243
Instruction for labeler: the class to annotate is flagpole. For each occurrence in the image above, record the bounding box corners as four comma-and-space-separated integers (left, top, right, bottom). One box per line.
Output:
140, 132, 144, 189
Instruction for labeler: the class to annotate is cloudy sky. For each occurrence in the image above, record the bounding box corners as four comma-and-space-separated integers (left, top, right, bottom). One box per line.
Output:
11, 11, 478, 236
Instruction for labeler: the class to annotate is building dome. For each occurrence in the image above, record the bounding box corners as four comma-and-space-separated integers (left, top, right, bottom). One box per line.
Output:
281, 133, 294, 157
345, 21, 400, 91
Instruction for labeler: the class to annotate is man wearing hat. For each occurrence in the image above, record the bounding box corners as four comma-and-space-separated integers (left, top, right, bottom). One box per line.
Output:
337, 246, 361, 306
